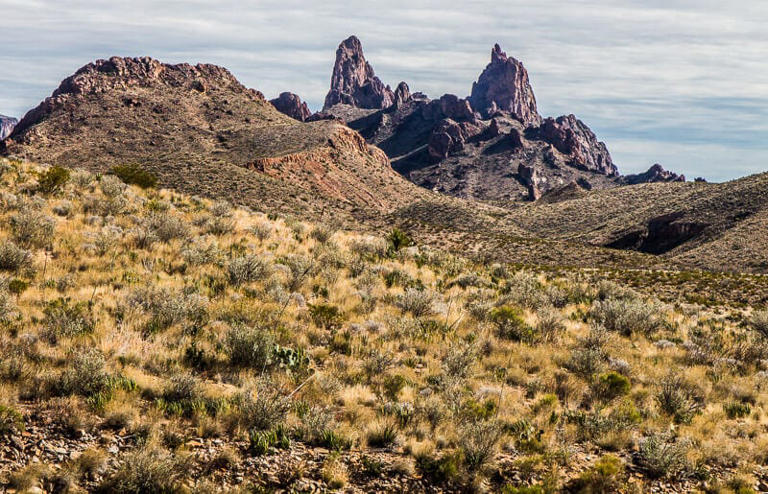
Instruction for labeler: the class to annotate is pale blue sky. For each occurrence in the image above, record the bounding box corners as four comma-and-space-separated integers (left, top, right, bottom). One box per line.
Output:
2, 0, 767, 181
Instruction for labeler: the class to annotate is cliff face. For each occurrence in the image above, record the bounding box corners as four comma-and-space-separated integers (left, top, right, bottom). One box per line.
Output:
0, 115, 17, 140
323, 36, 395, 111
320, 37, 681, 204
469, 44, 540, 125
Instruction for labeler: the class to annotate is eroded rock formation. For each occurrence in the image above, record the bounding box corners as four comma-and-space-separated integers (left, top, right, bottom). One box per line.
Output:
270, 92, 311, 122
323, 36, 394, 110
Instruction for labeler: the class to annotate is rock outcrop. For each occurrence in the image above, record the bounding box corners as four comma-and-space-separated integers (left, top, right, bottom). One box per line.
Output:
469, 44, 540, 125
323, 36, 394, 110
427, 119, 482, 161
620, 163, 685, 184
518, 163, 544, 201
270, 92, 311, 122
0, 115, 17, 140
539, 115, 618, 176
393, 82, 411, 108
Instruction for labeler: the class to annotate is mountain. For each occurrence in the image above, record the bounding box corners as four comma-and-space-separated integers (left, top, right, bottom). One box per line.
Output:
319, 38, 680, 205
4, 52, 768, 275
269, 92, 311, 122
0, 56, 428, 224
0, 114, 17, 140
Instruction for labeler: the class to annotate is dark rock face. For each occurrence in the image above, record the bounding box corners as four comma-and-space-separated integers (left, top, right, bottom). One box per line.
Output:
518, 163, 544, 201
393, 82, 411, 108
323, 36, 394, 110
621, 163, 685, 185
269, 92, 311, 122
422, 94, 479, 123
469, 44, 540, 125
0, 115, 17, 140
539, 115, 618, 176
607, 212, 706, 254
427, 119, 481, 161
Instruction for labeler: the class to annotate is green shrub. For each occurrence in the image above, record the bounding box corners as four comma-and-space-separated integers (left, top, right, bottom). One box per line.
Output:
590, 298, 666, 337
593, 371, 631, 402
249, 424, 290, 455
415, 450, 463, 485
386, 227, 412, 253
724, 401, 751, 419
0, 405, 24, 437
490, 305, 533, 342
308, 303, 344, 330
37, 165, 70, 195
43, 297, 94, 340
566, 454, 625, 493
366, 419, 398, 448
110, 164, 158, 189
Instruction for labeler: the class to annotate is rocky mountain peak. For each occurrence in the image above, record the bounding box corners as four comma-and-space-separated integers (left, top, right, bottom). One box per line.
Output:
469, 43, 540, 125
270, 92, 312, 122
0, 115, 17, 140
621, 163, 686, 185
323, 36, 395, 111
539, 114, 618, 176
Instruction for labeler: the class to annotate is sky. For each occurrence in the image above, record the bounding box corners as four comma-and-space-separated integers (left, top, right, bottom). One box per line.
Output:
2, 0, 767, 181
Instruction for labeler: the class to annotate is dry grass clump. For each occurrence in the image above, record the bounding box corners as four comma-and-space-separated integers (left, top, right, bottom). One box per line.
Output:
0, 158, 766, 491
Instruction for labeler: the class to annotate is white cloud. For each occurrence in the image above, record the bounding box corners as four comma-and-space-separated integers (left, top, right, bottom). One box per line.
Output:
2, 0, 767, 180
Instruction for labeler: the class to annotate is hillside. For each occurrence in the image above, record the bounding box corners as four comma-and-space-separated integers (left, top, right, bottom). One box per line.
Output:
2, 159, 768, 493
0, 57, 426, 224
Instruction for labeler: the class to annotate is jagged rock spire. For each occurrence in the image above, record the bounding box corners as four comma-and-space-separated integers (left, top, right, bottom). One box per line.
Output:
469, 43, 540, 125
323, 36, 395, 111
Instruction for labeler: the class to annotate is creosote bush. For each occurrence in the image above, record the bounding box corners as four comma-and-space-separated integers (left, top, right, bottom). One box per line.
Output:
110, 163, 158, 189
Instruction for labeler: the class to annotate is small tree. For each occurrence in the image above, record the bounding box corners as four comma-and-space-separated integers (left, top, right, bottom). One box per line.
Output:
386, 228, 412, 253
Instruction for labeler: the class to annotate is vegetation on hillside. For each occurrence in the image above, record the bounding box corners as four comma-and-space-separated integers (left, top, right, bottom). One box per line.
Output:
0, 158, 767, 493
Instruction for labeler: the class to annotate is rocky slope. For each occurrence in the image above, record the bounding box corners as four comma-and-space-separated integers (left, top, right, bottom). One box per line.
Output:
0, 56, 428, 224
321, 38, 673, 204
0, 114, 17, 140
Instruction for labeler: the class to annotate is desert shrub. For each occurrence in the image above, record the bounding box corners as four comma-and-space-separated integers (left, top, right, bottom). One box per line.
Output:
110, 163, 158, 189
386, 227, 412, 253
0, 405, 24, 437
52, 200, 73, 217
590, 298, 666, 337
395, 288, 437, 318
295, 405, 335, 444
442, 342, 478, 378
565, 348, 605, 379
147, 212, 189, 242
97, 446, 189, 494
37, 165, 70, 195
535, 308, 566, 343
249, 221, 272, 241
749, 310, 768, 339
281, 254, 314, 292
724, 401, 751, 419
225, 325, 275, 369
10, 209, 55, 248
415, 450, 463, 485
366, 419, 399, 448
656, 374, 704, 424
232, 383, 291, 432
308, 303, 344, 330
182, 241, 223, 266
99, 175, 128, 198
0, 241, 32, 272
635, 433, 691, 479
202, 200, 235, 235
228, 254, 271, 286
126, 288, 208, 334
0, 291, 18, 324
503, 271, 547, 309
72, 169, 95, 188
43, 297, 95, 340
57, 348, 134, 408
490, 305, 533, 342
459, 420, 504, 474
566, 454, 625, 493
249, 424, 291, 455
593, 371, 631, 402
311, 224, 335, 244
